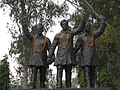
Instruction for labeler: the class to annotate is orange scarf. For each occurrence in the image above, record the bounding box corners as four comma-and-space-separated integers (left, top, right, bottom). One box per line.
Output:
83, 34, 94, 46
34, 34, 46, 52
58, 31, 69, 48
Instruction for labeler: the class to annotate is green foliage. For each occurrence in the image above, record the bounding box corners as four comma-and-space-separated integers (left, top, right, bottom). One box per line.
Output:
0, 0, 119, 89
96, 23, 120, 89
97, 69, 111, 87
68, 0, 120, 89
0, 55, 10, 90
46, 68, 56, 89
78, 69, 84, 88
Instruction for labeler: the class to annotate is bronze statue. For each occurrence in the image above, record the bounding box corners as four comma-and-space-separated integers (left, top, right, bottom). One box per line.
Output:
75, 17, 106, 88
22, 23, 51, 89
47, 18, 86, 88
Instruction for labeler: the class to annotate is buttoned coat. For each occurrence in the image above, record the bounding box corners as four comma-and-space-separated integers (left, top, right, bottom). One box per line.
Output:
24, 30, 51, 67
75, 22, 106, 66
48, 20, 86, 66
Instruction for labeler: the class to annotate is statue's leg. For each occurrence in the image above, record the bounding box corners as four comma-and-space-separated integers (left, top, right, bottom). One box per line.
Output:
84, 66, 90, 88
39, 66, 46, 88
30, 66, 38, 89
90, 66, 96, 87
56, 65, 63, 88
65, 65, 72, 88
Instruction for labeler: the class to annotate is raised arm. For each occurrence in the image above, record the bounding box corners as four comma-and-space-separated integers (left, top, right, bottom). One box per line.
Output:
93, 16, 107, 39
21, 16, 33, 41
20, 0, 33, 41
73, 17, 86, 35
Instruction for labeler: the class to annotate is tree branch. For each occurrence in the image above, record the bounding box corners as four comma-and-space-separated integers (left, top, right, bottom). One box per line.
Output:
66, 0, 115, 30
65, 0, 83, 14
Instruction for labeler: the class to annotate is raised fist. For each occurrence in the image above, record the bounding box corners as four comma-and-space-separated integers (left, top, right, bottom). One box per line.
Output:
82, 14, 86, 22
102, 16, 106, 22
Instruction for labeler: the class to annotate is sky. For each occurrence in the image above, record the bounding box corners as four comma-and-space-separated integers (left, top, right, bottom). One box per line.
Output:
0, 8, 11, 59
0, 7, 19, 76
0, 0, 76, 79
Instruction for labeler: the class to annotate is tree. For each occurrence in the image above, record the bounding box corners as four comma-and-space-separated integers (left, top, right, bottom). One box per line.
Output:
0, 54, 10, 90
0, 0, 69, 89
67, 0, 120, 89
1, 0, 119, 89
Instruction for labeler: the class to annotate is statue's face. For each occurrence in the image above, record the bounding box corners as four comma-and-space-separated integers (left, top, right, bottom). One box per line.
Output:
36, 24, 43, 34
85, 22, 91, 32
61, 21, 68, 30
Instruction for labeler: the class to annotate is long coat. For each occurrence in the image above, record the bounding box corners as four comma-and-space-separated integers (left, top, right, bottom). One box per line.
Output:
48, 20, 86, 66
49, 30, 76, 66
75, 22, 106, 66
24, 30, 51, 67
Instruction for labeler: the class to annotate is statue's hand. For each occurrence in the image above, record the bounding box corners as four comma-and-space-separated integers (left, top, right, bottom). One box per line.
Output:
102, 16, 106, 22
47, 57, 54, 65
47, 57, 51, 64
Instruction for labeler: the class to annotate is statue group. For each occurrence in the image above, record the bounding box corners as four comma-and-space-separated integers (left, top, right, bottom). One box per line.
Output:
22, 16, 106, 89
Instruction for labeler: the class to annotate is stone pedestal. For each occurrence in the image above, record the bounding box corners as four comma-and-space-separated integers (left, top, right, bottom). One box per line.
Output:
20, 87, 111, 90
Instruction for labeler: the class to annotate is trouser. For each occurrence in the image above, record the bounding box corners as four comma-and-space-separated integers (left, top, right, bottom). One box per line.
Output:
83, 66, 96, 88
30, 66, 47, 89
56, 65, 72, 88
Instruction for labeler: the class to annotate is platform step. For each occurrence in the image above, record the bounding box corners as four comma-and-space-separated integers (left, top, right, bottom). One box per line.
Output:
20, 87, 111, 90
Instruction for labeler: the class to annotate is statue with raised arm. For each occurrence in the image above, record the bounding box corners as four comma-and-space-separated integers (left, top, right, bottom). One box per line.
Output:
22, 17, 52, 89
75, 17, 106, 88
47, 18, 86, 88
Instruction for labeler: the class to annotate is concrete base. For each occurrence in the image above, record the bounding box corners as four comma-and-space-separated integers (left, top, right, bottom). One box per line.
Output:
20, 87, 111, 90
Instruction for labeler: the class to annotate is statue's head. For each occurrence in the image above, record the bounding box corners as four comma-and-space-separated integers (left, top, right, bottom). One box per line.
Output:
60, 19, 68, 30
85, 21, 91, 33
35, 23, 44, 34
